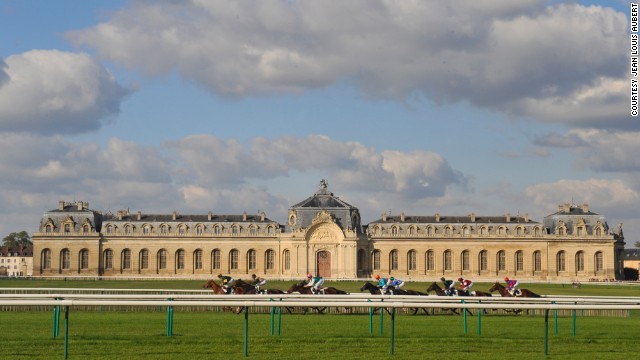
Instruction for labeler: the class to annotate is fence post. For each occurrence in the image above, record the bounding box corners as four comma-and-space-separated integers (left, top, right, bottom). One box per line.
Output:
64, 306, 69, 360
477, 299, 482, 336
379, 299, 384, 336
389, 307, 395, 355
166, 298, 174, 337
572, 302, 577, 337
367, 299, 373, 334
544, 309, 549, 356
462, 299, 467, 334
244, 306, 249, 357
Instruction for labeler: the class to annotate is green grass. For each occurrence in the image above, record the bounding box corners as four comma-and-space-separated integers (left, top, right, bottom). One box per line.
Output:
1, 310, 639, 359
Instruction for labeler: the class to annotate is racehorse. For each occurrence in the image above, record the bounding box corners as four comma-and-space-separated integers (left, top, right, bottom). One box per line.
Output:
360, 281, 426, 296
425, 282, 476, 315
287, 281, 348, 295
426, 282, 491, 297
489, 282, 541, 298
203, 279, 226, 295
231, 279, 258, 294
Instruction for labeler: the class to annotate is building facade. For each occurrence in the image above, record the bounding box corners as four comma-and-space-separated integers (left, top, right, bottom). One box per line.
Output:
0, 246, 33, 277
32, 181, 625, 282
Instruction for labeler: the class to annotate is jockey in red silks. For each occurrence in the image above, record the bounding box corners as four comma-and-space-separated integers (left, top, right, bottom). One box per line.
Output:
457, 277, 473, 295
504, 277, 521, 296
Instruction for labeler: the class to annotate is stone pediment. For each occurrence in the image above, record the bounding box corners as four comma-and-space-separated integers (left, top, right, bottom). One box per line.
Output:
311, 210, 335, 225
308, 224, 341, 244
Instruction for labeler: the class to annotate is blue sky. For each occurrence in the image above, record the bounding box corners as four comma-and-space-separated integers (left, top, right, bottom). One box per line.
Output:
0, 0, 637, 245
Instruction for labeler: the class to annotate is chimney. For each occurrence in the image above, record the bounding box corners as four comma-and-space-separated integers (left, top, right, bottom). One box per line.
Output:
117, 210, 123, 221
470, 212, 476, 222
243, 211, 247, 221
506, 212, 511, 222
524, 213, 529, 222
582, 203, 589, 213
77, 201, 83, 211
260, 211, 266, 221
435, 213, 440, 222
207, 211, 212, 221
172, 211, 177, 221
137, 211, 141, 221
400, 212, 405, 222
382, 213, 387, 222
558, 204, 563, 212
59, 201, 65, 211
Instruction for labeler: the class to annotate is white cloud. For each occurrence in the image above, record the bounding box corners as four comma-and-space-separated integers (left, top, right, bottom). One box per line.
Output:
68, 1, 626, 126
0, 50, 130, 134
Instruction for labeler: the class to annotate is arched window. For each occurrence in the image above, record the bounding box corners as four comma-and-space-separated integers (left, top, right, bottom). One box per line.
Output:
42, 249, 52, 269
462, 226, 470, 236
533, 227, 540, 236
426, 250, 434, 271
480, 227, 488, 236
124, 224, 132, 234
444, 250, 452, 271
390, 250, 398, 270
104, 249, 113, 270
247, 249, 256, 270
196, 225, 204, 235
515, 251, 524, 272
533, 251, 542, 272
194, 249, 203, 270
176, 249, 185, 270
83, 225, 90, 233
372, 250, 381, 270
106, 225, 113, 234
214, 226, 222, 235
575, 251, 585, 272
595, 251, 603, 272
444, 226, 452, 236
232, 226, 239, 235
143, 225, 151, 235
139, 249, 149, 270
283, 249, 290, 271
122, 249, 131, 270
160, 225, 168, 234
407, 250, 417, 271
265, 249, 275, 270
595, 227, 602, 236
497, 250, 506, 271
268, 226, 275, 235
556, 251, 566, 272
45, 224, 53, 233
212, 249, 221, 270
61, 249, 70, 270
178, 225, 186, 235
250, 226, 257, 236
158, 249, 167, 270
391, 226, 399, 236
79, 249, 89, 270
427, 226, 433, 236
230, 249, 239, 270
479, 250, 488, 271
64, 223, 71, 234
461, 250, 470, 271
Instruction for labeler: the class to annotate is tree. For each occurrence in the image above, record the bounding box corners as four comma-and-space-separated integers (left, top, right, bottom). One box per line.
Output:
635, 241, 640, 248
2, 231, 32, 248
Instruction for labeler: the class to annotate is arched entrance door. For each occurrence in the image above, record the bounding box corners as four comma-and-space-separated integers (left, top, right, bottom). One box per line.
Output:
317, 251, 331, 278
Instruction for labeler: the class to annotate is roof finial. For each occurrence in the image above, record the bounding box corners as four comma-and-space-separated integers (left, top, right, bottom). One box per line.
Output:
320, 179, 328, 190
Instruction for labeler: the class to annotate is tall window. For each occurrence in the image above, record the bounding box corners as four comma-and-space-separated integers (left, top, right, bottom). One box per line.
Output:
196, 226, 203, 235
497, 250, 506, 271
42, 249, 51, 269
80, 249, 89, 269
143, 225, 151, 235
158, 249, 167, 270
214, 226, 222, 235
575, 251, 585, 272
390, 250, 398, 270
247, 249, 256, 270
427, 227, 433, 236
391, 227, 398, 236
444, 250, 452, 271
160, 225, 168, 234
122, 249, 131, 270
230, 249, 239, 270
461, 250, 470, 271
556, 251, 566, 272
357, 249, 365, 271
64, 224, 71, 234
104, 249, 113, 270
83, 225, 90, 233
515, 251, 524, 272
372, 250, 381, 270
283, 249, 290, 271
194, 249, 203, 270
407, 250, 417, 271
61, 249, 70, 270
250, 226, 257, 236
212, 249, 221, 269
533, 251, 542, 272
479, 250, 488, 271
265, 250, 275, 270
595, 252, 603, 272
232, 226, 239, 235
176, 249, 185, 270
140, 249, 149, 270
426, 250, 434, 271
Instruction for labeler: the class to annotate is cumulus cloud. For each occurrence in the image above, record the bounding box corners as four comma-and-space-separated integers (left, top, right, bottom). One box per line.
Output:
68, 0, 626, 126
0, 50, 131, 134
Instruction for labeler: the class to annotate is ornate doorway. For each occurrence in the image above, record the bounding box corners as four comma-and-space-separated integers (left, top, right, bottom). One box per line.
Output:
317, 251, 331, 278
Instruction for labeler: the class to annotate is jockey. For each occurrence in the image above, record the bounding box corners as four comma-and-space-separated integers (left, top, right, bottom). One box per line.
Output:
374, 274, 388, 295
304, 273, 325, 294
504, 277, 521, 296
388, 277, 405, 294
457, 277, 473, 296
251, 274, 267, 293
217, 273, 234, 294
440, 277, 455, 296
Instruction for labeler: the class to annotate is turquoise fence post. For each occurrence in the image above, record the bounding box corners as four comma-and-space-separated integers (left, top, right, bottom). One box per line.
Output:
269, 298, 275, 336
477, 300, 482, 336
64, 306, 69, 360
379, 299, 384, 336
389, 307, 395, 355
277, 298, 282, 336
572, 302, 577, 337
462, 299, 467, 334
166, 298, 174, 337
52, 299, 60, 338
553, 301, 558, 335
368, 299, 373, 334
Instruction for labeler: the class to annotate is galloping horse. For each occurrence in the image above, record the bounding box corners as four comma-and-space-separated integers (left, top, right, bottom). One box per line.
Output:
231, 279, 258, 294
203, 279, 226, 295
425, 282, 475, 315
489, 282, 541, 298
426, 282, 491, 297
287, 281, 348, 295
360, 281, 426, 296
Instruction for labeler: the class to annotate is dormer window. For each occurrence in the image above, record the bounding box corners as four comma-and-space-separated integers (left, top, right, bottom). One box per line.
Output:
64, 224, 71, 234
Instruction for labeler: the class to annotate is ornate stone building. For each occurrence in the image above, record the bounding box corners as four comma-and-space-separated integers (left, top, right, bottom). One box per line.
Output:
32, 181, 625, 281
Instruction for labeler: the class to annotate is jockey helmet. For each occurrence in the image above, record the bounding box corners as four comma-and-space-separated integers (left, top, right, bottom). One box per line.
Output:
458, 277, 463, 282
440, 277, 445, 281
504, 277, 509, 281
217, 273, 223, 278
252, 274, 257, 278
374, 274, 380, 280
390, 277, 395, 281
307, 273, 312, 278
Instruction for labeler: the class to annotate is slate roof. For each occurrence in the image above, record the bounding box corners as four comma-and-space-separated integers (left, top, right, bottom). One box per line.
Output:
369, 215, 537, 224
